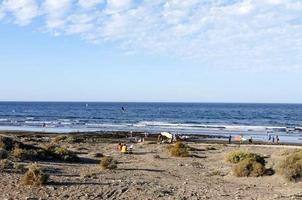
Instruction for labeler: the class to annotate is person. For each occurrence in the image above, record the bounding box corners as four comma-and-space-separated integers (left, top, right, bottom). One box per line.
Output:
248, 137, 253, 144
272, 136, 275, 144
157, 134, 163, 144
228, 135, 232, 144
121, 144, 128, 154
117, 143, 122, 151
240, 134, 244, 144
276, 135, 280, 144
129, 144, 134, 154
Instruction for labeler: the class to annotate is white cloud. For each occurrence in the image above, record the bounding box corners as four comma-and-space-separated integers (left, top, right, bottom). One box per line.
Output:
107, 0, 132, 10
78, 0, 104, 9
1, 0, 39, 25
42, 0, 72, 28
0, 0, 302, 70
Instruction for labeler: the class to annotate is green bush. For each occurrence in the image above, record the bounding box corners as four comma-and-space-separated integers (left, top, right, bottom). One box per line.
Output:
44, 144, 78, 162
100, 156, 117, 171
233, 158, 266, 177
22, 164, 49, 186
0, 136, 14, 151
225, 150, 265, 165
53, 135, 82, 144
167, 142, 190, 157
277, 149, 302, 182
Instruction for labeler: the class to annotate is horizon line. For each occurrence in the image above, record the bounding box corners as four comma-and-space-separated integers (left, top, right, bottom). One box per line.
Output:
0, 100, 301, 105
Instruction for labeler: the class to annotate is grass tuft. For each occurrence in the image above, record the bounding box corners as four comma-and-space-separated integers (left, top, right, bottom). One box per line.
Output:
22, 164, 49, 186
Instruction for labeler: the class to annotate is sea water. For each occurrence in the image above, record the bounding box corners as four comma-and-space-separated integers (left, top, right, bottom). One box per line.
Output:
0, 102, 302, 143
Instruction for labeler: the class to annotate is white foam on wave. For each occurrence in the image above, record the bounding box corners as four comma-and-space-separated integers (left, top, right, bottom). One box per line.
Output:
86, 123, 126, 128
26, 117, 35, 120
24, 121, 59, 125
132, 121, 294, 133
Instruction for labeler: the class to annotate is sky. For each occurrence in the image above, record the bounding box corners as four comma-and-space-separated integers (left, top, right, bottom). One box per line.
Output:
0, 0, 302, 103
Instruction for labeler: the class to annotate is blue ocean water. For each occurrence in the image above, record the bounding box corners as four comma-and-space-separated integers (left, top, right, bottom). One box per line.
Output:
0, 102, 302, 142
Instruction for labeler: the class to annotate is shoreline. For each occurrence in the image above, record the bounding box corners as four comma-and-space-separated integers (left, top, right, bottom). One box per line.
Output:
1, 130, 302, 147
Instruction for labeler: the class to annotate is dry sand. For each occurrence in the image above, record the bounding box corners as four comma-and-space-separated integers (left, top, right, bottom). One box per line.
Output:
1, 134, 302, 200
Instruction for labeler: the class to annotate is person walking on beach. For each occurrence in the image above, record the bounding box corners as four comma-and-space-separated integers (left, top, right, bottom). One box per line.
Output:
228, 135, 232, 144
276, 135, 280, 144
272, 136, 275, 144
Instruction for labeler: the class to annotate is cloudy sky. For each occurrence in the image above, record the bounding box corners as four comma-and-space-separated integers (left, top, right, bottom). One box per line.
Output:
0, 0, 302, 103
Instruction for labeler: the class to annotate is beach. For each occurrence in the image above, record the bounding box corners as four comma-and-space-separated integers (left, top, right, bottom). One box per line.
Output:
1, 131, 302, 200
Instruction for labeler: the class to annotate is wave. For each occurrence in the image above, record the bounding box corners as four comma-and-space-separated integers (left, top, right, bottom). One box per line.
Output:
1, 118, 301, 134
132, 121, 302, 133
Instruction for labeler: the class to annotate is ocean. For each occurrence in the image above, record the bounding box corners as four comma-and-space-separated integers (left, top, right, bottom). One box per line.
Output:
0, 102, 302, 142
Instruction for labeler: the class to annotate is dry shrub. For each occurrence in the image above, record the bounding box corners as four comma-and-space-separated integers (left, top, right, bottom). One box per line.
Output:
53, 135, 82, 144
225, 150, 265, 165
100, 156, 117, 171
233, 158, 266, 177
80, 168, 98, 178
13, 162, 27, 173
22, 164, 49, 186
277, 149, 302, 182
153, 155, 161, 159
12, 146, 24, 159
210, 170, 224, 176
167, 142, 190, 157
0, 159, 14, 170
53, 135, 67, 143
0, 148, 8, 159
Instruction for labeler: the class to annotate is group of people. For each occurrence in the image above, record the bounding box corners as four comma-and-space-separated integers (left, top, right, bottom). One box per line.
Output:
228, 133, 281, 144
268, 134, 280, 144
116, 143, 133, 154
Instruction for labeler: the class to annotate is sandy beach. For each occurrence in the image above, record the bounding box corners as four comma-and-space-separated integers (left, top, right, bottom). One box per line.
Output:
0, 131, 302, 200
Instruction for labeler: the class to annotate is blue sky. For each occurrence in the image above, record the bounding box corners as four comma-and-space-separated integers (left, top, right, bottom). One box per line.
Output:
0, 0, 302, 103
